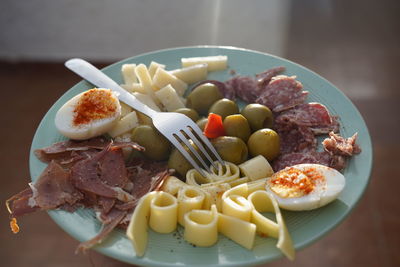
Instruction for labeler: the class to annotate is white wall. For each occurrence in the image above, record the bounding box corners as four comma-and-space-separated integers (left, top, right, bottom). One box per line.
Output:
0, 0, 290, 61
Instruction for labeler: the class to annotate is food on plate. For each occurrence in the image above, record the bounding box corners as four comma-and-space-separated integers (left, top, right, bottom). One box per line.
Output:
247, 128, 280, 161
241, 103, 274, 131
223, 114, 251, 142
169, 63, 208, 84
208, 98, 239, 119
186, 83, 223, 115
196, 117, 208, 131
6, 137, 171, 250
55, 88, 121, 140
210, 136, 248, 165
239, 155, 274, 181
7, 54, 362, 263
131, 125, 171, 160
127, 157, 294, 259
173, 107, 199, 122
203, 113, 225, 138
265, 163, 345, 211
154, 84, 185, 112
181, 55, 228, 71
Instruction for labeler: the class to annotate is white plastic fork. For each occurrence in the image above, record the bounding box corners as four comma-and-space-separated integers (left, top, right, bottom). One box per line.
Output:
65, 58, 224, 177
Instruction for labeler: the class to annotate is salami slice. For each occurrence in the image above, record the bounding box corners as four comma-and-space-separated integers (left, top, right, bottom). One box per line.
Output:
275, 103, 338, 135
256, 66, 286, 87
256, 75, 308, 112
226, 76, 258, 103
276, 121, 317, 154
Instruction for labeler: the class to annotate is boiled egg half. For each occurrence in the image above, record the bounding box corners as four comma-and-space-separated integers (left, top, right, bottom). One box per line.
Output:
55, 88, 121, 140
265, 164, 345, 211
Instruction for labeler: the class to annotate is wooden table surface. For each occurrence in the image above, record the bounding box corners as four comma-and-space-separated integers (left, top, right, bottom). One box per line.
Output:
1, 1, 399, 266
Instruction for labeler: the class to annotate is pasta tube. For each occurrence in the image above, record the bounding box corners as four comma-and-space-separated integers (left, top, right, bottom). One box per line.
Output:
149, 192, 177, 233
177, 186, 205, 225
184, 205, 218, 247
239, 155, 274, 181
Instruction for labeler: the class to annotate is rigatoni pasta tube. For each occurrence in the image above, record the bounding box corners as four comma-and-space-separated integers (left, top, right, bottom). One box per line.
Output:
177, 186, 205, 225
239, 155, 274, 181
149, 191, 178, 234
184, 206, 218, 247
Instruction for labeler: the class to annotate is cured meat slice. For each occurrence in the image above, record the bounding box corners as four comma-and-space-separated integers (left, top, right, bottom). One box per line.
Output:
225, 76, 257, 103
33, 161, 82, 209
272, 151, 332, 171
6, 188, 39, 218
35, 137, 144, 164
70, 145, 134, 202
323, 132, 361, 156
256, 66, 286, 87
76, 209, 127, 252
275, 103, 338, 135
115, 159, 171, 211
276, 122, 317, 154
256, 75, 308, 112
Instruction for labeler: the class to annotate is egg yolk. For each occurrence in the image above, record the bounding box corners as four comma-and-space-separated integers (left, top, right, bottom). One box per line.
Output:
269, 167, 324, 198
72, 89, 118, 126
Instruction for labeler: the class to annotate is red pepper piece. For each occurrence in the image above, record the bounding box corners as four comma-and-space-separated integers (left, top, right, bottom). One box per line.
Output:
203, 113, 226, 138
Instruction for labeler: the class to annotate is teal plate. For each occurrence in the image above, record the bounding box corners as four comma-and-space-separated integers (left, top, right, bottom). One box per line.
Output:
29, 46, 372, 266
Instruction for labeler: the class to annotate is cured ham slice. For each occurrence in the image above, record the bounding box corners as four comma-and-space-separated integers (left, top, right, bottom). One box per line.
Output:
76, 209, 127, 252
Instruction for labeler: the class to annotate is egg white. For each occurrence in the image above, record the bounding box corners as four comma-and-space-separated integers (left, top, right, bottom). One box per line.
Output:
266, 164, 345, 211
55, 88, 121, 140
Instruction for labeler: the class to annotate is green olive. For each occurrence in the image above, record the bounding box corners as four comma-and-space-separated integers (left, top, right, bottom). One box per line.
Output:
168, 140, 200, 177
186, 83, 223, 115
211, 136, 248, 165
223, 114, 251, 142
174, 108, 199, 122
247, 128, 280, 161
196, 118, 208, 131
241, 104, 273, 131
131, 125, 170, 160
208, 98, 239, 120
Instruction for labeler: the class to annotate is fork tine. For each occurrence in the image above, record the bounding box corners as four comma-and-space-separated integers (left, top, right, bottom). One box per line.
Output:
170, 137, 207, 177
174, 131, 211, 173
188, 125, 225, 166
184, 127, 218, 170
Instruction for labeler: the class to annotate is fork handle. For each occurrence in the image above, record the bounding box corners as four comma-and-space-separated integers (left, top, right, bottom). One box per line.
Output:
65, 58, 157, 118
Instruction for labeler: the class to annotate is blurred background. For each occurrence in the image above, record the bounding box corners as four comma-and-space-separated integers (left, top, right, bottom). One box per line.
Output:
1, 0, 399, 266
